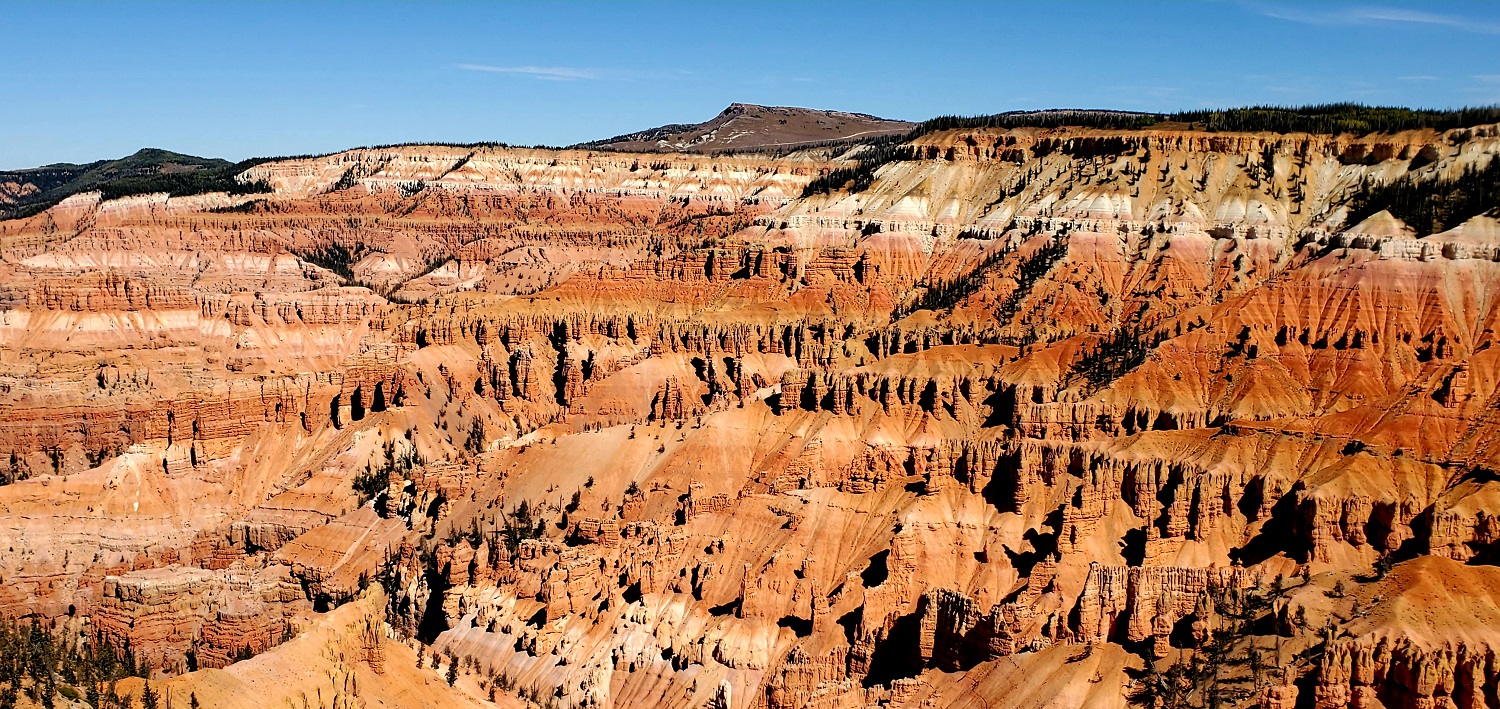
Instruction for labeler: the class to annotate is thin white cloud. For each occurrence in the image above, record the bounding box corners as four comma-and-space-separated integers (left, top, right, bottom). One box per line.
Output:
1251, 3, 1500, 35
456, 64, 599, 81
1397, 75, 1441, 81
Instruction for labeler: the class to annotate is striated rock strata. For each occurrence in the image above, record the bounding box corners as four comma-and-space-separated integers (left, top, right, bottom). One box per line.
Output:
2, 119, 1500, 708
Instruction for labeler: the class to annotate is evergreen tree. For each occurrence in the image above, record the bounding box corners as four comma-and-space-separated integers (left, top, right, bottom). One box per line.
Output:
141, 677, 159, 709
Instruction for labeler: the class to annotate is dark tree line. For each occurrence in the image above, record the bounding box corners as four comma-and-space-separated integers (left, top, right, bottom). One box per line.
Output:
911, 104, 1500, 140
1071, 325, 1171, 394
289, 243, 374, 283
1, 149, 276, 221
893, 243, 1016, 320
995, 231, 1071, 325
1168, 104, 1500, 136
913, 110, 1161, 134
0, 616, 152, 709
95, 165, 272, 201
801, 142, 909, 197
1345, 156, 1500, 235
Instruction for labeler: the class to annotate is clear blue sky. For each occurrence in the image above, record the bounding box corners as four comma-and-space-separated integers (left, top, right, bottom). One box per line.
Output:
5, 1, 1499, 169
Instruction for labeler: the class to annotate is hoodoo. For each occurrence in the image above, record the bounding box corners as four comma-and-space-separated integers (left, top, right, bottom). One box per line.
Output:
4, 100, 1500, 708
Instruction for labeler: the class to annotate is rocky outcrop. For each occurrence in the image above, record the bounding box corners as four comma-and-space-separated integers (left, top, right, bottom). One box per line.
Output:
94, 564, 307, 673
1075, 564, 1256, 646
1309, 558, 1500, 709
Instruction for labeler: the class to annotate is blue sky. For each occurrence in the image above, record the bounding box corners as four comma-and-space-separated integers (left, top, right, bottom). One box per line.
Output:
4, 1, 1499, 169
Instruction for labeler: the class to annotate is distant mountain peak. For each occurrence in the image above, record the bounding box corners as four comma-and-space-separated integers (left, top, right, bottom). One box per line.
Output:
576, 103, 913, 153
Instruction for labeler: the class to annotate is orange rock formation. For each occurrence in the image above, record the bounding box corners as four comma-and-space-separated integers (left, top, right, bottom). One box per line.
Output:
2, 121, 1499, 709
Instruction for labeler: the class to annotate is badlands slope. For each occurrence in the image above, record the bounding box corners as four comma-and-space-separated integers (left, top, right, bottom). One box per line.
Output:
1, 118, 1499, 709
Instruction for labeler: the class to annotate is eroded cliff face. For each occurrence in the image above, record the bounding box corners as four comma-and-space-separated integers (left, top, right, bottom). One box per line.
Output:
2, 123, 1500, 709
